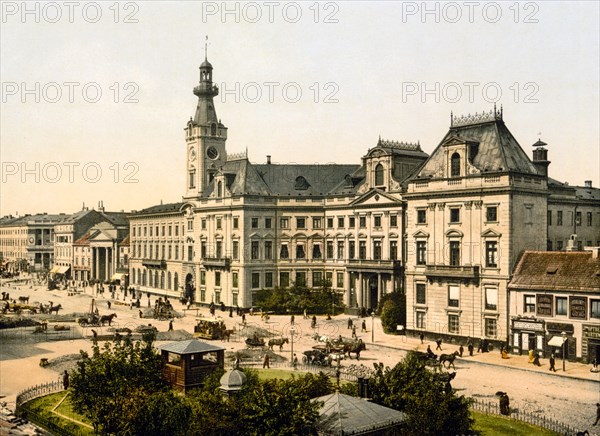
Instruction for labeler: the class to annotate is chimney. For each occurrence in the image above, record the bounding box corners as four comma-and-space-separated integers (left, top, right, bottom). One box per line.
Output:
532, 139, 550, 177
266, 155, 271, 165
566, 234, 578, 251
584, 246, 600, 258
585, 180, 592, 188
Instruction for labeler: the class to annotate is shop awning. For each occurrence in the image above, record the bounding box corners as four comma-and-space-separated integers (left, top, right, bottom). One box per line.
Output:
49, 266, 60, 274
56, 266, 70, 275
111, 273, 127, 281
547, 336, 566, 347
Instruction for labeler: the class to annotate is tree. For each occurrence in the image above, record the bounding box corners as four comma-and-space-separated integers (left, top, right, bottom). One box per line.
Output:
368, 352, 475, 436
69, 335, 166, 434
130, 390, 191, 436
379, 291, 406, 333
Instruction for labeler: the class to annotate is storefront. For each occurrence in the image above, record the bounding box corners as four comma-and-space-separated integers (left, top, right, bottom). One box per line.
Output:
510, 317, 545, 356
582, 324, 600, 364
545, 322, 575, 360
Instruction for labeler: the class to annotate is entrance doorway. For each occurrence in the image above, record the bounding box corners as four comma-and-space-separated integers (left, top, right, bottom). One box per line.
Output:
368, 275, 378, 311
588, 339, 600, 364
185, 273, 195, 303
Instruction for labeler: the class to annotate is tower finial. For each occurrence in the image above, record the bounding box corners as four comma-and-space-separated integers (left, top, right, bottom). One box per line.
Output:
205, 35, 208, 61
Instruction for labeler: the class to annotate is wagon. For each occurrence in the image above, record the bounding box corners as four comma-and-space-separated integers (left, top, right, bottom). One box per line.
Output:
302, 350, 332, 366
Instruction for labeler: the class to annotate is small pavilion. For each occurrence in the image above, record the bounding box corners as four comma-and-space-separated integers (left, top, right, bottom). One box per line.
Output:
157, 339, 225, 392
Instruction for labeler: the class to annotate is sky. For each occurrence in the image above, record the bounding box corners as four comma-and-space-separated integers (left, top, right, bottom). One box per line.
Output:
1, 1, 599, 216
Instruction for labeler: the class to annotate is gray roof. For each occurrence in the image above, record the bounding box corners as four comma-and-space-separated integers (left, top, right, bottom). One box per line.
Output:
157, 339, 225, 354
416, 117, 539, 179
313, 392, 406, 435
133, 202, 185, 217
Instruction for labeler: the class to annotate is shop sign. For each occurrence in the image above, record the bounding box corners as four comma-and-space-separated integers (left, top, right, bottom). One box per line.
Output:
536, 294, 553, 316
569, 296, 587, 319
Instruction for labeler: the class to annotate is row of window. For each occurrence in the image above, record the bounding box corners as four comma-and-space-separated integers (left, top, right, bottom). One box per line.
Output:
414, 241, 498, 267
523, 295, 600, 319
416, 206, 498, 225
133, 223, 182, 238
548, 210, 594, 227
415, 284, 498, 311
132, 268, 179, 291
415, 312, 498, 337
547, 240, 600, 251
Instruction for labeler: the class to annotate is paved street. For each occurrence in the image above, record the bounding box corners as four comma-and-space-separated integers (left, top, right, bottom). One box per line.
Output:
1, 278, 599, 434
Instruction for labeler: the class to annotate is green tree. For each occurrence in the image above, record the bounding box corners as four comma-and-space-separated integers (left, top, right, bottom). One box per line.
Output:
368, 352, 475, 436
130, 390, 191, 436
379, 291, 406, 333
69, 335, 166, 434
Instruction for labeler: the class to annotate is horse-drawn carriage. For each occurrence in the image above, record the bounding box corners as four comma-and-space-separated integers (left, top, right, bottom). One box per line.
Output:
302, 349, 333, 366
245, 333, 266, 347
193, 317, 228, 340
154, 298, 176, 320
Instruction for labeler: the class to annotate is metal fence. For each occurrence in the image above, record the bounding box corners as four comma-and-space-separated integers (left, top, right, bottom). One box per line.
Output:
15, 380, 64, 408
470, 398, 580, 435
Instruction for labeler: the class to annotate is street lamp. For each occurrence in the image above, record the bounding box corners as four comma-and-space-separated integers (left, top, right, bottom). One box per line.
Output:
371, 313, 375, 343
561, 331, 567, 371
290, 326, 296, 368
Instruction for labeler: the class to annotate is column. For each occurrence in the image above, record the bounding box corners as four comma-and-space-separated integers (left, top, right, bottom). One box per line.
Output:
357, 272, 363, 308
343, 271, 350, 306
377, 273, 382, 300
94, 248, 99, 280
104, 248, 109, 281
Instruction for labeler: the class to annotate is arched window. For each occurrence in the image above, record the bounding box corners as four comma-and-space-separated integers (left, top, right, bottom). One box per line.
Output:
160, 271, 165, 289
375, 163, 384, 186
217, 181, 222, 197
142, 270, 147, 286
174, 273, 179, 293
168, 272, 172, 290
451, 153, 461, 177
154, 271, 159, 289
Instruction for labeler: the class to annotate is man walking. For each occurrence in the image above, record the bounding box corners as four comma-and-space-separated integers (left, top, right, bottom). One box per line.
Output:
436, 338, 443, 351
263, 353, 270, 369
549, 353, 557, 372
361, 320, 367, 333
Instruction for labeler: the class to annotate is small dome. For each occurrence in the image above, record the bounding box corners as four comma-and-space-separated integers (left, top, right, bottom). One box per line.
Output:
200, 59, 213, 69
219, 368, 247, 391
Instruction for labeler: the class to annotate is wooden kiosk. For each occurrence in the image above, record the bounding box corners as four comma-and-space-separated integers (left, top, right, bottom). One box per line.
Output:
158, 339, 225, 392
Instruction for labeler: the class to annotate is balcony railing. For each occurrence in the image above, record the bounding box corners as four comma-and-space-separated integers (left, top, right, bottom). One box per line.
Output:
425, 265, 480, 282
142, 259, 167, 269
202, 257, 231, 269
346, 259, 402, 271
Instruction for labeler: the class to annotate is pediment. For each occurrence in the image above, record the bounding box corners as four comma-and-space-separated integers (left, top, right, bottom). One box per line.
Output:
366, 148, 387, 158
412, 230, 429, 239
481, 228, 502, 238
349, 189, 401, 207
445, 229, 464, 238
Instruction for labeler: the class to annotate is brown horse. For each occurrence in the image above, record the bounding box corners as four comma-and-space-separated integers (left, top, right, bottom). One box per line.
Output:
100, 313, 117, 326
48, 304, 62, 315
268, 337, 289, 351
343, 339, 366, 359
439, 351, 460, 370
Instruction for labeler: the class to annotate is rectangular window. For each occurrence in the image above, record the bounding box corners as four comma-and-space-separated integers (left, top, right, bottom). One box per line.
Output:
337, 241, 344, 260
359, 216, 366, 228
576, 211, 582, 226
450, 208, 460, 223
448, 285, 460, 307
188, 219, 194, 231
175, 245, 179, 260
280, 244, 289, 259
416, 311, 425, 329
359, 241, 366, 260
251, 241, 259, 260
373, 240, 382, 260
162, 226, 165, 236
201, 219, 206, 230
232, 272, 238, 288
557, 240, 563, 250
591, 300, 600, 319
327, 217, 334, 228
448, 314, 459, 333
296, 218, 306, 229
349, 241, 356, 259
265, 218, 272, 229
449, 241, 460, 266
264, 241, 273, 260
187, 246, 193, 261
295, 272, 306, 287
216, 241, 222, 258
280, 218, 289, 229
215, 272, 221, 287
251, 217, 259, 228
338, 217, 344, 228
233, 241, 239, 260
337, 272, 344, 288
296, 244, 305, 259
200, 289, 206, 302
216, 218, 222, 229
326, 241, 334, 259
417, 209, 426, 224
524, 295, 535, 313
251, 272, 260, 289
390, 240, 398, 260
232, 293, 238, 307
189, 170, 195, 189
547, 210, 552, 226
416, 241, 427, 265
486, 206, 497, 222
390, 215, 397, 227
349, 217, 356, 228
587, 212, 593, 226
279, 272, 290, 288
416, 283, 426, 304
200, 270, 206, 285
312, 271, 322, 286
175, 225, 179, 236
486, 241, 498, 267
555, 297, 567, 316
485, 318, 497, 338
201, 241, 207, 258
313, 217, 322, 229
374, 216, 382, 227
233, 217, 239, 229
265, 272, 273, 288
313, 244, 322, 259
485, 288, 498, 311
557, 211, 563, 226
161, 245, 165, 259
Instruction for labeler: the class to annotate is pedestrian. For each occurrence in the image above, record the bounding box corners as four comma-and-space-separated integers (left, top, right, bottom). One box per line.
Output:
242, 313, 246, 324
459, 344, 464, 357
426, 345, 435, 359
361, 320, 367, 333
311, 315, 317, 329
303, 308, 307, 319
352, 325, 357, 339
436, 338, 443, 351
168, 320, 173, 331
528, 349, 535, 363
290, 314, 295, 325
263, 353, 270, 369
419, 333, 424, 344
499, 392, 510, 416
468, 341, 474, 356
533, 352, 541, 367
107, 300, 111, 310
229, 308, 233, 318
62, 370, 69, 390
139, 309, 143, 318
549, 353, 557, 372
594, 402, 600, 426
347, 318, 353, 329
293, 353, 298, 369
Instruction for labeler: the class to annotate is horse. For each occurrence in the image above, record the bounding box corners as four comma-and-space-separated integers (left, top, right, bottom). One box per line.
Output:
268, 337, 289, 351
439, 351, 460, 370
343, 339, 366, 359
221, 328, 235, 342
18, 296, 29, 304
100, 313, 117, 326
48, 304, 62, 315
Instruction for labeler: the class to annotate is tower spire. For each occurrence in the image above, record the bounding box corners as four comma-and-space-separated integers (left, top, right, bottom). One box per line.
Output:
204, 35, 208, 61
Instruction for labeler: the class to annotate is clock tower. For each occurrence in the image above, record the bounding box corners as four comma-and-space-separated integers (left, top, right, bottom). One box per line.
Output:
184, 56, 228, 199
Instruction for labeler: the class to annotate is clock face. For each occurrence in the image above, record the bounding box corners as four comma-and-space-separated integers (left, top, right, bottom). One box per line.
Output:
206, 146, 219, 160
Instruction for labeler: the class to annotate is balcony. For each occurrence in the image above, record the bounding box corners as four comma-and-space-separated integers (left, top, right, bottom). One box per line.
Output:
346, 259, 402, 272
202, 257, 231, 270
142, 259, 167, 269
425, 265, 480, 284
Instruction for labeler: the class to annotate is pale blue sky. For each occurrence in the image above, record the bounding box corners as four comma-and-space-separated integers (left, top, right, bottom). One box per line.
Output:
1, 1, 598, 215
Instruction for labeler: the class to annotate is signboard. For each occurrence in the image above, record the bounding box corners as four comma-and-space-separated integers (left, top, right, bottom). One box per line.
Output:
536, 294, 553, 317
546, 322, 574, 334
583, 324, 600, 339
512, 320, 544, 332
569, 296, 587, 319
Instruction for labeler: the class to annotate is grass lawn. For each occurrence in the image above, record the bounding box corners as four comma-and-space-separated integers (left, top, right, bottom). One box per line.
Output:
21, 392, 94, 436
472, 411, 559, 435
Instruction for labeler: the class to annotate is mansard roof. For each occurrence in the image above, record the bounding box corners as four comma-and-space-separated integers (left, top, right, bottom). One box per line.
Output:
414, 109, 539, 179
509, 250, 600, 292
133, 202, 186, 216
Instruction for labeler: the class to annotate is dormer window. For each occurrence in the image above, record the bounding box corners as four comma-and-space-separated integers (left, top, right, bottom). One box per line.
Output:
451, 153, 461, 177
217, 181, 222, 197
295, 176, 310, 190
375, 163, 384, 186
